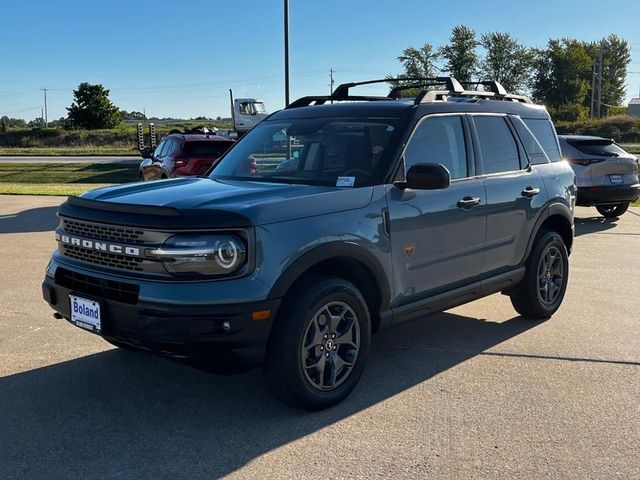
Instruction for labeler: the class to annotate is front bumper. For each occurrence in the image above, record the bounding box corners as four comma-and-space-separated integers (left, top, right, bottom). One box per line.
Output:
42, 258, 280, 368
576, 184, 640, 206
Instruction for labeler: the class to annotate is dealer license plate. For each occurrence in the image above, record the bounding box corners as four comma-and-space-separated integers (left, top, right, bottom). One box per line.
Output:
610, 175, 623, 184
69, 295, 101, 332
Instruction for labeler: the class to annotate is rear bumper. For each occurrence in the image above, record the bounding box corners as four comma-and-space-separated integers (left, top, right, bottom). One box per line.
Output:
42, 262, 280, 368
576, 184, 640, 206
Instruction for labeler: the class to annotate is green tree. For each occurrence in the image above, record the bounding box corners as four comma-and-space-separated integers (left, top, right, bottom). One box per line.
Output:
66, 83, 121, 129
599, 34, 631, 107
387, 43, 441, 96
479, 32, 533, 94
0, 116, 8, 132
439, 25, 479, 82
532, 39, 593, 120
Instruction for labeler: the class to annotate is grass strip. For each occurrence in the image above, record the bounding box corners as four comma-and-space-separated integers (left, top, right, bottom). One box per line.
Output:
0, 183, 112, 196
0, 163, 138, 184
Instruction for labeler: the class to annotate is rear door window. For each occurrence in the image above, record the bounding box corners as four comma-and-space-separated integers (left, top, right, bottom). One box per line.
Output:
473, 116, 521, 174
523, 118, 562, 162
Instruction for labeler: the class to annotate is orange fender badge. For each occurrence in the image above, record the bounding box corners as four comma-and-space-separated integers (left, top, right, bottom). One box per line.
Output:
403, 243, 415, 257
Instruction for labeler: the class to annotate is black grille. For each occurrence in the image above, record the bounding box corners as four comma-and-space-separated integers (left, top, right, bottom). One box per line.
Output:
62, 219, 145, 245
56, 267, 139, 304
61, 245, 144, 272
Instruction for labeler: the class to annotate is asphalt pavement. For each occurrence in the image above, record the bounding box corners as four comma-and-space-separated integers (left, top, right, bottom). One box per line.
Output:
0, 196, 638, 479
0, 155, 140, 164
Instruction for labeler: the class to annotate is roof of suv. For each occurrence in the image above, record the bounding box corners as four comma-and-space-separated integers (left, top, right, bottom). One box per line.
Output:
558, 135, 611, 141
273, 98, 549, 121
167, 133, 234, 142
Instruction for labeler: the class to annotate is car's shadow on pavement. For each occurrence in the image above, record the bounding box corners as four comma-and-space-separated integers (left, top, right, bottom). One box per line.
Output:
0, 311, 539, 479
0, 206, 59, 233
574, 215, 618, 236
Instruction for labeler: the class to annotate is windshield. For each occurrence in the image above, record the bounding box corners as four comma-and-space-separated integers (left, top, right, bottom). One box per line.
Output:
210, 117, 400, 186
253, 102, 266, 113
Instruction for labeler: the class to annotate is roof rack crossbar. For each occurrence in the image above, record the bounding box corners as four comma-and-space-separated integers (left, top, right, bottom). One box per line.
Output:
458, 80, 508, 96
418, 90, 532, 104
287, 95, 390, 109
387, 79, 462, 99
331, 76, 464, 100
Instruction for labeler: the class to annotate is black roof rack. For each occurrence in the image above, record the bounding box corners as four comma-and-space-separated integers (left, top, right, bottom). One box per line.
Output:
286, 76, 532, 109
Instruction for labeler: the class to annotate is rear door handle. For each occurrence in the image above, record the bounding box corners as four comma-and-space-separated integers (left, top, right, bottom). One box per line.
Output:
457, 196, 481, 209
521, 186, 540, 198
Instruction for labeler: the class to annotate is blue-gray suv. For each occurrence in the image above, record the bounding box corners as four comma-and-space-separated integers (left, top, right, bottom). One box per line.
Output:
43, 78, 576, 409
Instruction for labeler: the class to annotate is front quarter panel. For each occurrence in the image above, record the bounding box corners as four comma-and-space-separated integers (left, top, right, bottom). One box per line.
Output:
258, 185, 393, 305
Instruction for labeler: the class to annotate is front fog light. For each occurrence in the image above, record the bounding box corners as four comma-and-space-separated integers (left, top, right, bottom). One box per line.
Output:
150, 234, 246, 276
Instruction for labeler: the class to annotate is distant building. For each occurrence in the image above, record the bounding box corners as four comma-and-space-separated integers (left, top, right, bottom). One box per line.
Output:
629, 98, 640, 117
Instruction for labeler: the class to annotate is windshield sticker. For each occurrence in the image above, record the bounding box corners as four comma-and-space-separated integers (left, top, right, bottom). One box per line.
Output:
336, 176, 355, 187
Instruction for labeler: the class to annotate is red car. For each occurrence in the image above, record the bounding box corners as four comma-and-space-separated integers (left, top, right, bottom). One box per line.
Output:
139, 131, 235, 180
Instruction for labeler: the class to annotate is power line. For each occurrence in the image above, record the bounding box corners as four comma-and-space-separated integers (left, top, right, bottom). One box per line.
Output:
0, 88, 40, 99
2, 105, 41, 114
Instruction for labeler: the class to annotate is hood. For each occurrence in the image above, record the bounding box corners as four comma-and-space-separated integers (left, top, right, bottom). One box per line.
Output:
62, 177, 373, 228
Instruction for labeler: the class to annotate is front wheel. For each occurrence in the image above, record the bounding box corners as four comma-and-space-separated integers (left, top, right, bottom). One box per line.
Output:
262, 275, 371, 410
596, 202, 629, 218
510, 230, 569, 319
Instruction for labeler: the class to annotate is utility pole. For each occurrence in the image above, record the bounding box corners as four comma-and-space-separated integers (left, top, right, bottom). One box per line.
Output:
329, 68, 335, 96
596, 45, 604, 118
590, 62, 597, 119
329, 68, 335, 104
41, 88, 48, 126
284, 0, 290, 107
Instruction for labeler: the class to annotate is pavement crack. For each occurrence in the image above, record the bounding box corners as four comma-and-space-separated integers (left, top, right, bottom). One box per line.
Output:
376, 344, 640, 367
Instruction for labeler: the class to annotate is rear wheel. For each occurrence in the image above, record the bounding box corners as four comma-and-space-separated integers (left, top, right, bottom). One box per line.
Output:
262, 275, 371, 410
596, 202, 629, 218
510, 230, 569, 319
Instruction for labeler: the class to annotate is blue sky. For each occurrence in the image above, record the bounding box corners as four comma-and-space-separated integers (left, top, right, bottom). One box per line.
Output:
1, 0, 640, 121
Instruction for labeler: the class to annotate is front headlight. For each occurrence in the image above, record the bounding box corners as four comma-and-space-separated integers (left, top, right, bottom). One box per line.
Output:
150, 234, 246, 276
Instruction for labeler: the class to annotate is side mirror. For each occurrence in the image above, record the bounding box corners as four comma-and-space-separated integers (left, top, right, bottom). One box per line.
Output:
397, 163, 451, 190
140, 147, 153, 159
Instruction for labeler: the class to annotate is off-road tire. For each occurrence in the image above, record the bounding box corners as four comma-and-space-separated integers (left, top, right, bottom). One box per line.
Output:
262, 275, 371, 410
510, 230, 569, 319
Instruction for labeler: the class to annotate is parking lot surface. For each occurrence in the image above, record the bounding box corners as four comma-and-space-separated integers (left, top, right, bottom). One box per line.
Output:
0, 195, 638, 479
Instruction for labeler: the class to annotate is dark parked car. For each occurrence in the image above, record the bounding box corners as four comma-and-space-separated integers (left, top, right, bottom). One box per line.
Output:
140, 132, 234, 180
559, 135, 639, 218
44, 78, 575, 410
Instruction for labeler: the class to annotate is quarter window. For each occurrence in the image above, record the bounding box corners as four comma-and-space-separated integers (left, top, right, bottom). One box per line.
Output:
404, 116, 468, 179
473, 116, 520, 174
523, 119, 562, 162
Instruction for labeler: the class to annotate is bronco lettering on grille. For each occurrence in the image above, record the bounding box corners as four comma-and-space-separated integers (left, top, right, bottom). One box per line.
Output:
56, 232, 141, 256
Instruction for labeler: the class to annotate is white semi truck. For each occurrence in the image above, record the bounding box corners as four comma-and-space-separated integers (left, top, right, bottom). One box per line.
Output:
229, 89, 269, 138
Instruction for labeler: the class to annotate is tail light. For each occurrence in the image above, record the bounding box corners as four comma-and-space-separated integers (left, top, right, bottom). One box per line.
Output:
175, 157, 200, 168
570, 158, 605, 166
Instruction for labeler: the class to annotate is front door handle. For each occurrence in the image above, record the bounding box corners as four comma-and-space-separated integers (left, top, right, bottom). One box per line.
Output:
521, 186, 540, 198
457, 196, 481, 209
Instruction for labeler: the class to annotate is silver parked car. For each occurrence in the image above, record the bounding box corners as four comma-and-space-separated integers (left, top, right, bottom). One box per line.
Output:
559, 135, 639, 218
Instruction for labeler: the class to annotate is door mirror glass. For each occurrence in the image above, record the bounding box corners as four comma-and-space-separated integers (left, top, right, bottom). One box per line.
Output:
402, 163, 451, 190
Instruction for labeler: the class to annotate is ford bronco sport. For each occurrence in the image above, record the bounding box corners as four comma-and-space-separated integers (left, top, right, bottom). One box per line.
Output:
43, 78, 576, 410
